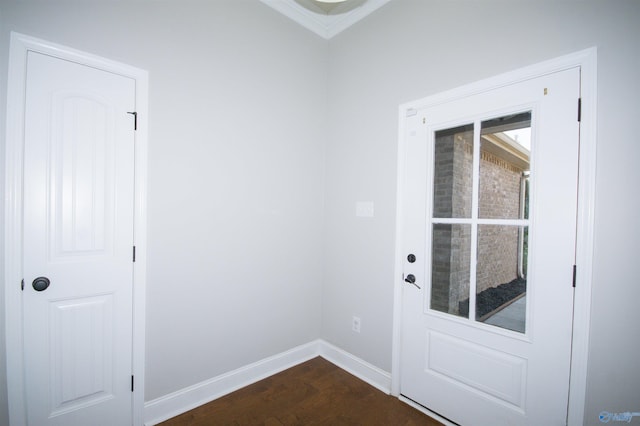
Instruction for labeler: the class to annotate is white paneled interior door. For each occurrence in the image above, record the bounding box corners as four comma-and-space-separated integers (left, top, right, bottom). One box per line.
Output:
400, 68, 580, 425
22, 51, 136, 426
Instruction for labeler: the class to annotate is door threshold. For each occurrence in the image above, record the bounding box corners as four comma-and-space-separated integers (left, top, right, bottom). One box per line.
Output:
399, 395, 460, 426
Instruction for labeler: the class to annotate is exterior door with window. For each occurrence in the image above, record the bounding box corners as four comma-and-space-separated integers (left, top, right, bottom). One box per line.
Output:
400, 67, 580, 425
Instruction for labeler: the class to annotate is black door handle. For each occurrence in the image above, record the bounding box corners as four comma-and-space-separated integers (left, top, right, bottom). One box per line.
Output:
404, 274, 420, 289
32, 277, 50, 292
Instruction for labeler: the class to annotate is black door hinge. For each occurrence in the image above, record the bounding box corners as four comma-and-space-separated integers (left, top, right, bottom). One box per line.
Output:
21, 279, 24, 291
133, 246, 136, 262
127, 111, 138, 131
131, 375, 134, 392
572, 265, 577, 288
577, 98, 582, 122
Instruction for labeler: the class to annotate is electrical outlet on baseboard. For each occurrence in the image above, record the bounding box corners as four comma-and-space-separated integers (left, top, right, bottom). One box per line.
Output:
352, 316, 361, 333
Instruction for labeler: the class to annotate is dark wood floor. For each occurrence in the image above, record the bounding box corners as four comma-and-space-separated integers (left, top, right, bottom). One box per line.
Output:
159, 356, 442, 426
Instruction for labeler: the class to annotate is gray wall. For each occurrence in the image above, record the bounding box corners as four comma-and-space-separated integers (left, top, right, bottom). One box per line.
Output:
323, 1, 640, 425
0, 0, 327, 415
1, 1, 639, 425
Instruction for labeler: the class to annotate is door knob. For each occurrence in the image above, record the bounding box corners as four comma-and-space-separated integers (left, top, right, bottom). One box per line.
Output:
404, 274, 420, 289
32, 277, 50, 292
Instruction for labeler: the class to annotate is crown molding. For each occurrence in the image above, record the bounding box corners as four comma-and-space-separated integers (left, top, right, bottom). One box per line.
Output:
260, 0, 392, 39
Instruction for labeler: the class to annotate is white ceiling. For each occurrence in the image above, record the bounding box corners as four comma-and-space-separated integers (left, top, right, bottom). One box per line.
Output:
260, 0, 393, 39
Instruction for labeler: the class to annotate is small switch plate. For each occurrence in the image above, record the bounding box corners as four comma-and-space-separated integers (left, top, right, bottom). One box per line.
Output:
356, 201, 374, 218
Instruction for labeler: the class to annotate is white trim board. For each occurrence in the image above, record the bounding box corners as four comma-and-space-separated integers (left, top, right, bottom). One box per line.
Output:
391, 47, 597, 426
144, 339, 392, 425
318, 340, 392, 394
260, 0, 392, 39
3, 32, 149, 426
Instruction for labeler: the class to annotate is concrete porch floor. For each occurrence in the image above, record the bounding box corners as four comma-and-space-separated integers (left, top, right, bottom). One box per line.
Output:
483, 295, 526, 333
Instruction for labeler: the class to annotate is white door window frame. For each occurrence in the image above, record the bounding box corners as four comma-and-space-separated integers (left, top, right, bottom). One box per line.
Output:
4, 32, 149, 426
391, 48, 597, 426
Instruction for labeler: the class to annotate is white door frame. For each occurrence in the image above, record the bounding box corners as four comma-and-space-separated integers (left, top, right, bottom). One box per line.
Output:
4, 32, 149, 426
391, 48, 597, 426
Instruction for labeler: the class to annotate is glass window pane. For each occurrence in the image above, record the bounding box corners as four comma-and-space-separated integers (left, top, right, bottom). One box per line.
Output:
476, 224, 528, 333
433, 124, 474, 218
431, 223, 471, 318
479, 112, 531, 219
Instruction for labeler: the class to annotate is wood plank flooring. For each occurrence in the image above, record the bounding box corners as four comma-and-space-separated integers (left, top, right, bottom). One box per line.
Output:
158, 356, 442, 426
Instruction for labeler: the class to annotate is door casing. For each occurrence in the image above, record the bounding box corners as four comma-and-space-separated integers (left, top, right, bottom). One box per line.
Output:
391, 48, 597, 426
4, 32, 149, 426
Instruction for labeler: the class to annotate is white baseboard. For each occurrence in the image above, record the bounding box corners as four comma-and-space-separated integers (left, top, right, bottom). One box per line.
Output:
144, 340, 320, 425
317, 340, 391, 394
143, 339, 391, 425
